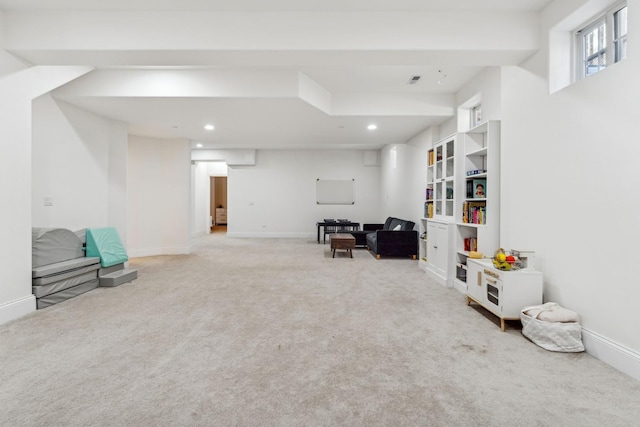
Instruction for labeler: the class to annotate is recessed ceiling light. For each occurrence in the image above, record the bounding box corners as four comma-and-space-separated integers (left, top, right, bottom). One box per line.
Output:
367, 124, 377, 130
204, 124, 215, 131
196, 143, 203, 148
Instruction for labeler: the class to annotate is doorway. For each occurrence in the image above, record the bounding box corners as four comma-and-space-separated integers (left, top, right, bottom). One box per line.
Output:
210, 176, 227, 232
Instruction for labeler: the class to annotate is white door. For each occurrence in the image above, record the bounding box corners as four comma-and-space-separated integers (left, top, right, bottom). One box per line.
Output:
466, 259, 484, 303
426, 222, 438, 270
435, 223, 448, 277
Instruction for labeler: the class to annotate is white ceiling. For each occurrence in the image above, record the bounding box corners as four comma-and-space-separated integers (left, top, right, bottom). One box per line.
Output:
0, 0, 552, 150
0, 0, 552, 12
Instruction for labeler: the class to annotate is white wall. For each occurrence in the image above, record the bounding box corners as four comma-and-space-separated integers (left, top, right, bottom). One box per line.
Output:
227, 150, 381, 238
499, 0, 640, 374
32, 96, 128, 238
191, 161, 228, 236
0, 12, 29, 78
107, 119, 129, 245
456, 67, 502, 131
379, 144, 421, 227
404, 127, 440, 229
191, 162, 211, 237
0, 72, 35, 321
0, 62, 92, 324
127, 136, 191, 257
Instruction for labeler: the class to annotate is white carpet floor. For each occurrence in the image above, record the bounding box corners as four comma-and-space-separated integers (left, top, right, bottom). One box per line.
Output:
1, 233, 639, 426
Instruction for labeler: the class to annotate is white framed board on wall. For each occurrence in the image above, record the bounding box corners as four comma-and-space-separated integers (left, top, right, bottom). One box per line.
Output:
316, 179, 355, 205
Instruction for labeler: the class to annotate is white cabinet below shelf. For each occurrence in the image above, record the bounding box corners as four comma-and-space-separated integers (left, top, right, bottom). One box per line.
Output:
419, 237, 428, 263
425, 219, 455, 287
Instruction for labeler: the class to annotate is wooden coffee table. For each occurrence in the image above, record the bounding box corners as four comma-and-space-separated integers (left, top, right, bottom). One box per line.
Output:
330, 233, 356, 258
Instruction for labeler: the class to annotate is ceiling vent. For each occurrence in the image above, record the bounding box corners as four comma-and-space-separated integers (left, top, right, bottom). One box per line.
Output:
408, 75, 421, 85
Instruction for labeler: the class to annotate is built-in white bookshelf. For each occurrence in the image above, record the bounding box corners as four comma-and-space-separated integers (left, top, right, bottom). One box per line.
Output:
453, 121, 501, 293
419, 133, 463, 286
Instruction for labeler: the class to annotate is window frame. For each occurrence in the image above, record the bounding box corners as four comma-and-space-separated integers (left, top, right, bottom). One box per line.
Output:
613, 5, 628, 62
574, 1, 627, 80
471, 103, 482, 128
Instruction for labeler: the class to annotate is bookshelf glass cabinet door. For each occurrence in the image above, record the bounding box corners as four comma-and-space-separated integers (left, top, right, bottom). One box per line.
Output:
425, 152, 435, 219
426, 134, 460, 220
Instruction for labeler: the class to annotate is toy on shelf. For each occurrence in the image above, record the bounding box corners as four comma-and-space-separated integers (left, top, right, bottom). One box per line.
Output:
492, 247, 517, 270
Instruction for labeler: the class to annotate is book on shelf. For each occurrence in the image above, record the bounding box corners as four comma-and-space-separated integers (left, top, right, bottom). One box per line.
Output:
428, 150, 434, 166
462, 201, 486, 224
466, 169, 487, 176
425, 187, 433, 200
473, 179, 486, 199
463, 237, 478, 252
424, 202, 434, 218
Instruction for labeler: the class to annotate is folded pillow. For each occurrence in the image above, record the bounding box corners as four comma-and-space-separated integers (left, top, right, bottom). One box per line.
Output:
524, 302, 580, 323
536, 308, 579, 323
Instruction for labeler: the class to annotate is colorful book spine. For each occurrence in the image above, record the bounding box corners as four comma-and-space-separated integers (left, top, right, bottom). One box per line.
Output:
462, 202, 486, 224
425, 188, 433, 200
463, 238, 478, 252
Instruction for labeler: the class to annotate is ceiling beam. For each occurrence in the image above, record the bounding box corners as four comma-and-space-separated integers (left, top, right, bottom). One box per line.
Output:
4, 11, 540, 67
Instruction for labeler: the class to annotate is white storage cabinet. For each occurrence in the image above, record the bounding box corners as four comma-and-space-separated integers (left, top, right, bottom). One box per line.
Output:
425, 219, 454, 287
466, 258, 543, 331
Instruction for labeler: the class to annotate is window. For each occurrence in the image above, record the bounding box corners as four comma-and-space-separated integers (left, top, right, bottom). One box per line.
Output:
471, 104, 482, 127
575, 2, 627, 79
614, 5, 628, 61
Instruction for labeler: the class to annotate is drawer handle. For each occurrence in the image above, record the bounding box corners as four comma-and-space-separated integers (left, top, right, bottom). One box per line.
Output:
484, 269, 499, 279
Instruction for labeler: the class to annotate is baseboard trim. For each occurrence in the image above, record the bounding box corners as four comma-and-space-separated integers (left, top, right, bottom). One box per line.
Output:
425, 268, 449, 287
0, 294, 36, 325
226, 232, 314, 239
582, 328, 640, 381
452, 279, 467, 294
128, 246, 191, 258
